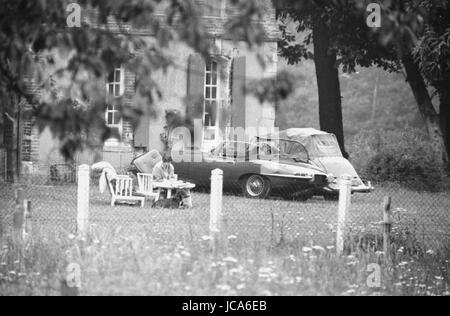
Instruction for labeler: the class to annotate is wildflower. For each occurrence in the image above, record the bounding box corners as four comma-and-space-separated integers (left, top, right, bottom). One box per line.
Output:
435, 276, 444, 281
181, 251, 191, 257
237, 284, 246, 290
227, 235, 237, 240
343, 289, 356, 295
312, 246, 325, 252
68, 234, 76, 240
326, 246, 335, 251
223, 257, 238, 264
201, 235, 213, 241
398, 262, 408, 267
259, 267, 273, 278
426, 249, 435, 255
302, 247, 312, 253
216, 284, 231, 292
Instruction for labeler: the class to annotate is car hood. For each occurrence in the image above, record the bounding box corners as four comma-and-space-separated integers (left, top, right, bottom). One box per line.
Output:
313, 157, 359, 178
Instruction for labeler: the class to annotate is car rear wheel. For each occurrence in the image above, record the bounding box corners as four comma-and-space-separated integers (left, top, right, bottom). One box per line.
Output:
242, 175, 271, 199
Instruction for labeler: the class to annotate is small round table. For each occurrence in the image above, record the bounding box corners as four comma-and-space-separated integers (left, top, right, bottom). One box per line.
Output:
153, 180, 196, 208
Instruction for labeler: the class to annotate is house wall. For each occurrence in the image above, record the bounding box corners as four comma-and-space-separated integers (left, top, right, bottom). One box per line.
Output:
21, 0, 279, 175
141, 39, 278, 152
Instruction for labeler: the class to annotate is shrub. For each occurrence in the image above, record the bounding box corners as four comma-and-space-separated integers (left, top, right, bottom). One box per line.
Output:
348, 128, 447, 192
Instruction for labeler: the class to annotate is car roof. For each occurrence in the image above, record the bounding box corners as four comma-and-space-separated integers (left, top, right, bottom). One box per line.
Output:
261, 128, 329, 140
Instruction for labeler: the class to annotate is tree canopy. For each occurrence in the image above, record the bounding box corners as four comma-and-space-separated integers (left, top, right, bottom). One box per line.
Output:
0, 0, 267, 158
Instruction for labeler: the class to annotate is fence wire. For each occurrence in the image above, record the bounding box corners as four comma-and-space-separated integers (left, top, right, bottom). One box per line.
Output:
1, 162, 449, 254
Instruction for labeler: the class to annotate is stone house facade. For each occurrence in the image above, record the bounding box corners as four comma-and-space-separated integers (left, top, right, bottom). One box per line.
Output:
2, 0, 279, 179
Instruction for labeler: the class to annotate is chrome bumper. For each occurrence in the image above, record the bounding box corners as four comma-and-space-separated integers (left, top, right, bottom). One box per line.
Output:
323, 181, 375, 194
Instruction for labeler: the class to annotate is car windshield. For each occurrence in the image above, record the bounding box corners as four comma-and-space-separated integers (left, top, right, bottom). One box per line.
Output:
213, 142, 250, 159
278, 140, 309, 162
213, 142, 281, 161
311, 134, 342, 158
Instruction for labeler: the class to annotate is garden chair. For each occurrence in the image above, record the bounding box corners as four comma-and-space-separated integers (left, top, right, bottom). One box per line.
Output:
108, 174, 145, 208
132, 150, 163, 174
136, 173, 160, 202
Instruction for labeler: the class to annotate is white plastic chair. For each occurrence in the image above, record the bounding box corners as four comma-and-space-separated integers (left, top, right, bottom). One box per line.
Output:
108, 175, 145, 208
137, 173, 160, 201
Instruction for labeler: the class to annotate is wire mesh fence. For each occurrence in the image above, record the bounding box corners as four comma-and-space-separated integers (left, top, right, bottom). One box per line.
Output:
0, 163, 449, 253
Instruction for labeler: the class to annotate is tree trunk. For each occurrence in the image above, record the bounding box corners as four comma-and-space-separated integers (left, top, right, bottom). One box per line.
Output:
313, 18, 348, 158
371, 73, 380, 125
402, 55, 449, 166
438, 74, 450, 168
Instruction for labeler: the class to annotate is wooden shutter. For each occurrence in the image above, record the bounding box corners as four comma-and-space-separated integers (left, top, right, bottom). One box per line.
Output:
134, 115, 150, 149
187, 54, 206, 120
232, 56, 246, 129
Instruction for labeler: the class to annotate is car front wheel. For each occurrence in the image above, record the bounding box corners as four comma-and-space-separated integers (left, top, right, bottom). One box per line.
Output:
242, 175, 271, 199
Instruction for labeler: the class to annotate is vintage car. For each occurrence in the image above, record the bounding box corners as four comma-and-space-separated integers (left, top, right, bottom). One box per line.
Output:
257, 128, 374, 199
160, 141, 330, 200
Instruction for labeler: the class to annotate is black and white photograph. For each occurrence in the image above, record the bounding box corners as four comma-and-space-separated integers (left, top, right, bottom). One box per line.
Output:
0, 0, 449, 299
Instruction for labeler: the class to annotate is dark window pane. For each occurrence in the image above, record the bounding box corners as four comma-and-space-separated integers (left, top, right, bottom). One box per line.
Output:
204, 113, 211, 126
107, 112, 113, 125
206, 73, 211, 85
115, 70, 121, 82
210, 101, 217, 126
212, 74, 217, 85
212, 62, 217, 72
114, 84, 121, 96
206, 87, 211, 99
108, 84, 114, 94
212, 87, 217, 99
206, 62, 211, 72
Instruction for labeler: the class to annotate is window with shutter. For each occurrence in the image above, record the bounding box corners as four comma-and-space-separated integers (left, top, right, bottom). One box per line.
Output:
203, 60, 221, 144
105, 66, 124, 142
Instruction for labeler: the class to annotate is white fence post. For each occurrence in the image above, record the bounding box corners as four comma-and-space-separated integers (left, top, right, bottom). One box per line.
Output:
383, 196, 393, 262
210, 169, 223, 236
77, 165, 90, 237
337, 174, 352, 255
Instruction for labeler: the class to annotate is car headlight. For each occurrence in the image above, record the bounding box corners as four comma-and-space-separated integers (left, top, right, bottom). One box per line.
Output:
327, 174, 338, 184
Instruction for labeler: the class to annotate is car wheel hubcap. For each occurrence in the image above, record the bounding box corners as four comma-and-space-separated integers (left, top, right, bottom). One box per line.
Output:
246, 176, 265, 197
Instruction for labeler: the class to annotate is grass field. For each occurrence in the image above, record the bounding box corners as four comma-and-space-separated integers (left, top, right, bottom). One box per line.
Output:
0, 183, 449, 295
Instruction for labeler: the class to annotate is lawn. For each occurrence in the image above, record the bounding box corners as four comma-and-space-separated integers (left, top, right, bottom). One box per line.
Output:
0, 182, 449, 295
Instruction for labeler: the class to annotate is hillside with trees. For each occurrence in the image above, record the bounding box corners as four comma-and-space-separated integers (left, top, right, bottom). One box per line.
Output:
276, 59, 426, 142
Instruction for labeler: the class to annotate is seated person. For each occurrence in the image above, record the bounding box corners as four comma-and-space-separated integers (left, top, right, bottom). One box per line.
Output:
152, 153, 192, 207
153, 153, 175, 182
